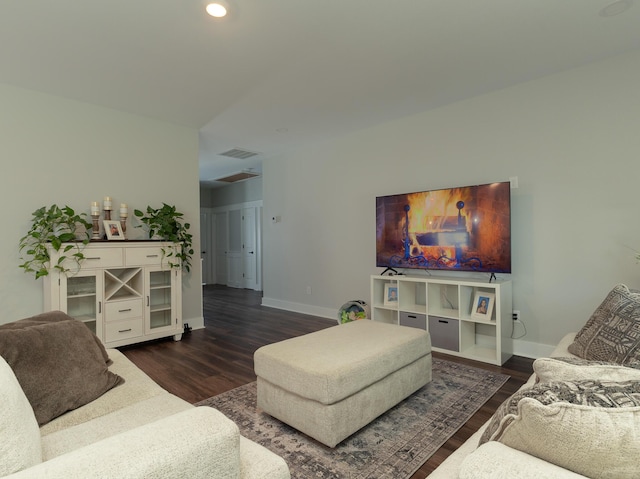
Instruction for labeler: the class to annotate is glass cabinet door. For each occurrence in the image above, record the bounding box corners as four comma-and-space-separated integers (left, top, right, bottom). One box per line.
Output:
146, 268, 177, 334
61, 271, 102, 336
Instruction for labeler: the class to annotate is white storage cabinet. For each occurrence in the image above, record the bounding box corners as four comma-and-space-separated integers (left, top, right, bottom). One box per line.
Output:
370, 275, 512, 365
44, 242, 182, 348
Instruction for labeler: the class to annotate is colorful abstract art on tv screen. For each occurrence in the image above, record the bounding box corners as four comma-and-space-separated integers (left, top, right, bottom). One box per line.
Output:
376, 182, 511, 274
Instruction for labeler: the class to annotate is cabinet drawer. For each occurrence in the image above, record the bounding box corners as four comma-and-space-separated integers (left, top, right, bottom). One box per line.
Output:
428, 316, 460, 352
125, 246, 168, 266
105, 319, 143, 342
105, 299, 143, 321
81, 248, 124, 268
399, 311, 427, 330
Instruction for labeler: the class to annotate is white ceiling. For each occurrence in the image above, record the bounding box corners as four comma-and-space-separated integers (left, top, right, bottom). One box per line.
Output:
2, 1, 639, 187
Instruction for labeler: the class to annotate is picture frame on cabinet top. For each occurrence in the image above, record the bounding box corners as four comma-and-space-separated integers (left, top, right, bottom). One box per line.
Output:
104, 221, 125, 240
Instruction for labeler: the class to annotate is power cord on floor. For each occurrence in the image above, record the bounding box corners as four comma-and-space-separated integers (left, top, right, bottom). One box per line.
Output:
511, 318, 527, 339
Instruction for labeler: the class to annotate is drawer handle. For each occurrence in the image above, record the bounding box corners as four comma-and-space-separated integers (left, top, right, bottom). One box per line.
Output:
118, 328, 132, 333
86, 257, 102, 260
438, 320, 449, 324
118, 308, 132, 313
146, 254, 159, 258
408, 315, 417, 319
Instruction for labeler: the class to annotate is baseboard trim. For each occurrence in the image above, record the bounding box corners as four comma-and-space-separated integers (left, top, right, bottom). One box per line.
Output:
261, 297, 337, 323
511, 339, 555, 359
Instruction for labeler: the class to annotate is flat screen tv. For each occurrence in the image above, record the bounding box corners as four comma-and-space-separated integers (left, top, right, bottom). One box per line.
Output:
376, 181, 511, 274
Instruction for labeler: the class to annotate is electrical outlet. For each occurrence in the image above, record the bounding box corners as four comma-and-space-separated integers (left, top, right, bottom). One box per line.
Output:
512, 310, 520, 321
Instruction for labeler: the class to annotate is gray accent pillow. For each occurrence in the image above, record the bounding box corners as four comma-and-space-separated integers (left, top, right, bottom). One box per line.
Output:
479, 380, 640, 479
480, 379, 640, 445
568, 283, 640, 366
0, 313, 124, 425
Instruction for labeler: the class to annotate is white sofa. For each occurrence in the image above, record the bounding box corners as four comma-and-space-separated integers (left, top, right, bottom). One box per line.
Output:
428, 329, 640, 479
429, 333, 585, 479
429, 333, 589, 479
429, 283, 640, 479
1, 347, 290, 479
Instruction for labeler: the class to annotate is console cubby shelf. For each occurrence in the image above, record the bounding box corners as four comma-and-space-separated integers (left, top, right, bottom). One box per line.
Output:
370, 275, 512, 365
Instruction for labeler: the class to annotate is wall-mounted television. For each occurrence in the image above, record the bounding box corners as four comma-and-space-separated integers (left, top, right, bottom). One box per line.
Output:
376, 181, 511, 274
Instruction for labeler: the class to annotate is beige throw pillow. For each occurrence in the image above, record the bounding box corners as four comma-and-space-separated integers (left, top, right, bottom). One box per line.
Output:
534, 357, 640, 383
568, 284, 640, 366
0, 315, 124, 425
0, 355, 42, 475
480, 380, 640, 479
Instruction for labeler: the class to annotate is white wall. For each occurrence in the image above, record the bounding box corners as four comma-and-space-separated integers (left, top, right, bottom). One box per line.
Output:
262, 49, 640, 358
0, 83, 204, 329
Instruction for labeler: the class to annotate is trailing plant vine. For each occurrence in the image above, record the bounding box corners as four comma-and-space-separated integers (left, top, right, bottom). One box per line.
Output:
134, 203, 194, 272
19, 205, 92, 279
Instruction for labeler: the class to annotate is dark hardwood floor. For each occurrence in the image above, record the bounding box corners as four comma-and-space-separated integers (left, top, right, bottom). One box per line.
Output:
121, 284, 534, 478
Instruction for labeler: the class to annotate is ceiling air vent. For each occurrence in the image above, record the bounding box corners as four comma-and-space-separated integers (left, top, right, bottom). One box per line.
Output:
214, 170, 261, 183
219, 148, 259, 160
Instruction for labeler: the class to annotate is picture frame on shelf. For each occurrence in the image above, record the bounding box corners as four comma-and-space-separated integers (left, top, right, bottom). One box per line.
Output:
104, 220, 125, 240
384, 284, 399, 306
471, 291, 495, 320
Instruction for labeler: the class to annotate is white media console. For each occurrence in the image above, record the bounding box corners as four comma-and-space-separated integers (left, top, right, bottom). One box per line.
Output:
370, 274, 512, 365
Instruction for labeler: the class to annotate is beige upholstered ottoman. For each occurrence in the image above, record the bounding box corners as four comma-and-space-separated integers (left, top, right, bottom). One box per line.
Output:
254, 320, 432, 447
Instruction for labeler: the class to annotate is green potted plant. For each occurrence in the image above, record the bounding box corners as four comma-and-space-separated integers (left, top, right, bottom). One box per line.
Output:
19, 205, 92, 279
134, 203, 194, 272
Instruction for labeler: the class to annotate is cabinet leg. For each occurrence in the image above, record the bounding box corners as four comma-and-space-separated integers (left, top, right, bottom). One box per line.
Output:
173, 333, 183, 341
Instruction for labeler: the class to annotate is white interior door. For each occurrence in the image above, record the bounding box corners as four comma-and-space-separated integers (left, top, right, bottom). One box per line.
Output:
214, 211, 228, 285
227, 209, 242, 288
199, 211, 213, 285
242, 207, 257, 290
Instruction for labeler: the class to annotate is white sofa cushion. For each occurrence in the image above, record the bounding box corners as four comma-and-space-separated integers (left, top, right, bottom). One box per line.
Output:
40, 349, 167, 436
5, 407, 243, 479
534, 357, 640, 383
459, 441, 589, 479
42, 393, 192, 460
0, 355, 42, 475
480, 379, 640, 479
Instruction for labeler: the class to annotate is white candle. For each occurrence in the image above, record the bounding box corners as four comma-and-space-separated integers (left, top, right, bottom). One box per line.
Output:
103, 196, 112, 210
91, 201, 99, 215
120, 203, 128, 216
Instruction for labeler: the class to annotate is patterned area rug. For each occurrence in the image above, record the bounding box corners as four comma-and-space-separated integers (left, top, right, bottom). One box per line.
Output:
196, 358, 508, 479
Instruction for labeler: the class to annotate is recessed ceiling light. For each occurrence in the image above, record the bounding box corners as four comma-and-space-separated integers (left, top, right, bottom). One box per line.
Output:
599, 0, 633, 17
206, 3, 227, 18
